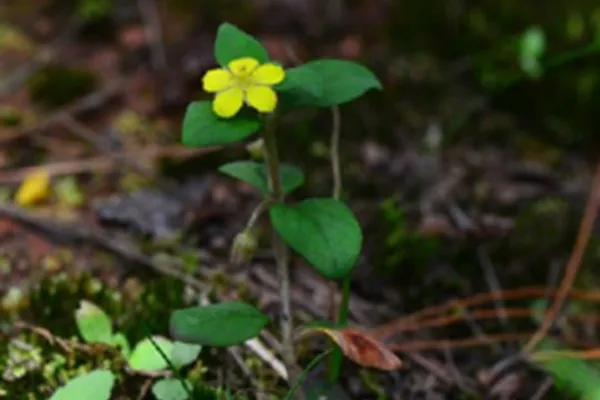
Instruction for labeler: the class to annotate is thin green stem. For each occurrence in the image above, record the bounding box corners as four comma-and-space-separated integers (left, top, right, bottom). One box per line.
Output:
330, 106, 342, 200
328, 276, 351, 382
284, 349, 333, 400
326, 105, 352, 383
262, 113, 300, 391
142, 324, 194, 399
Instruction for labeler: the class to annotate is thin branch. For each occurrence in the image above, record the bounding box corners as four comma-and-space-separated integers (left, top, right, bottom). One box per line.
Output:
389, 332, 590, 353
371, 286, 600, 340
382, 307, 600, 335
0, 80, 124, 144
0, 146, 212, 184
523, 161, 600, 353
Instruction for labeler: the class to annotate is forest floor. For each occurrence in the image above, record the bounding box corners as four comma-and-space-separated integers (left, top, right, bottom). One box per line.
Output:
2, 1, 600, 399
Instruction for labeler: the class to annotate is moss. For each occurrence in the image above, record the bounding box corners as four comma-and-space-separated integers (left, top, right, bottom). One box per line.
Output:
1, 263, 280, 398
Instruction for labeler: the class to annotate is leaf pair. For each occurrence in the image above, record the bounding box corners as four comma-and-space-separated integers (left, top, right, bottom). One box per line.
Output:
181, 23, 381, 148
48, 369, 193, 400
75, 300, 201, 373
219, 161, 362, 279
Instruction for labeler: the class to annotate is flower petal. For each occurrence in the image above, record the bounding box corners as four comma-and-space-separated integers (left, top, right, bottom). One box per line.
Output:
203, 68, 234, 93
228, 57, 259, 78
251, 63, 285, 85
246, 85, 278, 113
213, 87, 244, 118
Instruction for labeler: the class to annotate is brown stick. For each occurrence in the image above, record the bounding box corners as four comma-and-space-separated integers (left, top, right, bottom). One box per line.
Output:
389, 332, 593, 353
391, 307, 600, 334
371, 286, 600, 340
522, 161, 600, 353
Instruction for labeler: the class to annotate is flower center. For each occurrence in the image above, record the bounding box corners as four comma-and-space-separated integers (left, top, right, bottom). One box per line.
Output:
233, 74, 254, 89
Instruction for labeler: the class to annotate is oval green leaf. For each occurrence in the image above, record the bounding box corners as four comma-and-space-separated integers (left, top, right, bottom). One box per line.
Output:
269, 198, 362, 279
49, 369, 115, 400
279, 59, 381, 108
128, 336, 173, 373
218, 161, 304, 195
74, 300, 113, 345
171, 342, 202, 370
277, 65, 324, 110
214, 23, 269, 66
152, 378, 193, 400
169, 302, 269, 347
182, 101, 262, 147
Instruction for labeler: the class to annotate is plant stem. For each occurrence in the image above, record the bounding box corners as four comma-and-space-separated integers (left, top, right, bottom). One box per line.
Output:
143, 324, 194, 399
284, 349, 333, 400
262, 113, 300, 389
328, 275, 351, 382
326, 105, 352, 383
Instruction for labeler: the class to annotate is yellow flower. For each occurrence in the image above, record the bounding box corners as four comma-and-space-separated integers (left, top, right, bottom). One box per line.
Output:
15, 168, 51, 207
202, 57, 285, 118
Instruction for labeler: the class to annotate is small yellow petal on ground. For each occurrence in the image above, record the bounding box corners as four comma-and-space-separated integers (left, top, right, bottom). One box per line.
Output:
213, 87, 245, 118
15, 169, 51, 206
202, 68, 234, 92
246, 85, 278, 113
228, 57, 259, 78
251, 63, 285, 85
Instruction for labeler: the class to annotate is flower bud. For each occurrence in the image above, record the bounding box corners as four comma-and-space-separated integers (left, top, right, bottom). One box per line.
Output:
246, 138, 265, 160
230, 228, 259, 266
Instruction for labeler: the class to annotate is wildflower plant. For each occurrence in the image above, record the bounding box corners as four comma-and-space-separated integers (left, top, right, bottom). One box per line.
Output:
171, 22, 383, 394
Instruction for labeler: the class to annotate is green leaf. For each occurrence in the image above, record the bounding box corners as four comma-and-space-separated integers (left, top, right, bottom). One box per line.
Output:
519, 26, 546, 79
171, 342, 202, 370
49, 369, 115, 400
269, 198, 362, 279
280, 59, 381, 108
182, 101, 262, 147
535, 339, 600, 399
128, 336, 173, 372
214, 23, 269, 66
74, 300, 113, 345
111, 332, 131, 358
170, 302, 269, 347
277, 65, 324, 109
152, 378, 192, 400
218, 161, 304, 195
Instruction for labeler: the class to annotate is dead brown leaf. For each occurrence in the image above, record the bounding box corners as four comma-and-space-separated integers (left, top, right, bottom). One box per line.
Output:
300, 327, 402, 371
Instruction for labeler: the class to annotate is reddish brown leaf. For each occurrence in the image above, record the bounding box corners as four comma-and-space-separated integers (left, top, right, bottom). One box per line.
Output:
300, 327, 402, 371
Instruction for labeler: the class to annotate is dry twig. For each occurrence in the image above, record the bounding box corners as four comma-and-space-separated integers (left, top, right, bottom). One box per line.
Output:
523, 161, 600, 353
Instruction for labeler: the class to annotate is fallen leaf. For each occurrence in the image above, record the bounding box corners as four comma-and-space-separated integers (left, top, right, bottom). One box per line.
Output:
299, 327, 402, 371
14, 169, 50, 207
